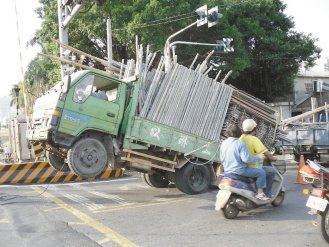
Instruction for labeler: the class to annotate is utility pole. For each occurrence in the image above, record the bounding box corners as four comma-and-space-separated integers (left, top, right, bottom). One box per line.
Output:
57, 0, 106, 78
107, 17, 113, 63
57, 0, 83, 79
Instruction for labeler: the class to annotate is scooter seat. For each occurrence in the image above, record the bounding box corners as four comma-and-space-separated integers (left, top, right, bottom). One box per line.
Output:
223, 173, 254, 183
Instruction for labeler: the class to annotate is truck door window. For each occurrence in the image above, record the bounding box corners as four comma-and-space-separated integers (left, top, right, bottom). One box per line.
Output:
73, 75, 94, 103
92, 75, 119, 102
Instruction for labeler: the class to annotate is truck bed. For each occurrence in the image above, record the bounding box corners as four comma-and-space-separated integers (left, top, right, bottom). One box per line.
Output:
123, 116, 221, 162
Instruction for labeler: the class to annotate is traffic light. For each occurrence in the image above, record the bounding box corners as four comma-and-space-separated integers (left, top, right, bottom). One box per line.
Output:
207, 6, 223, 28
194, 5, 208, 27
215, 38, 234, 53
223, 38, 234, 52
194, 5, 223, 27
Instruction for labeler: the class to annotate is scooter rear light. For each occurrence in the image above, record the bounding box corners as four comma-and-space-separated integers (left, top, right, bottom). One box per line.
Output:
311, 188, 327, 198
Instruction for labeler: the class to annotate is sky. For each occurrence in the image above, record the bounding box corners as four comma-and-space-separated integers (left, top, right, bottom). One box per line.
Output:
0, 0, 328, 101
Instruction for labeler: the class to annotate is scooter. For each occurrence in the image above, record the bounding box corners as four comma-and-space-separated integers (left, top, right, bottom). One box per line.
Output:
215, 161, 286, 219
300, 159, 329, 243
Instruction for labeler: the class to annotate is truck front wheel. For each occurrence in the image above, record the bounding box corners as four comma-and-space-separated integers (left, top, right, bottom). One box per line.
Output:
68, 138, 108, 178
174, 162, 210, 195
46, 151, 70, 173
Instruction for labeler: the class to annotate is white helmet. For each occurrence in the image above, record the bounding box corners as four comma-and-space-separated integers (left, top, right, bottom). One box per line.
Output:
242, 119, 257, 132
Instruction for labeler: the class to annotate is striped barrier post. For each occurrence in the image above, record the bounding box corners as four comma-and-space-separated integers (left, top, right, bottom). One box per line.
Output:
31, 142, 45, 159
0, 161, 124, 185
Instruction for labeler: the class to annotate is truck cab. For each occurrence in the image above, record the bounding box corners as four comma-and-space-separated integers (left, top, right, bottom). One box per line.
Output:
29, 70, 130, 176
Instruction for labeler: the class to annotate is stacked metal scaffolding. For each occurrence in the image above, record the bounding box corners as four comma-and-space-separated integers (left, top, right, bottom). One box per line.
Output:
139, 63, 233, 141
222, 89, 279, 149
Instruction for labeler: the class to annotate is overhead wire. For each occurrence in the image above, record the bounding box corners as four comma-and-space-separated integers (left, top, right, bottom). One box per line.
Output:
112, 0, 257, 32
112, 14, 194, 32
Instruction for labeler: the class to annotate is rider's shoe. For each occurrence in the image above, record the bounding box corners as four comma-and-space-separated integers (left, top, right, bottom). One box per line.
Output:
255, 193, 270, 201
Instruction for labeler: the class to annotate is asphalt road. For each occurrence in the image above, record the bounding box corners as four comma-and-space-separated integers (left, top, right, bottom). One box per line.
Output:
0, 168, 327, 247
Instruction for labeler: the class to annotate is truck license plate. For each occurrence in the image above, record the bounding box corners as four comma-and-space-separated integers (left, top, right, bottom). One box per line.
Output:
306, 195, 328, 212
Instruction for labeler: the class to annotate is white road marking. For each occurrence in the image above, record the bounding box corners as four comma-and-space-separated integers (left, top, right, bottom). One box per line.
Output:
0, 219, 9, 224
63, 194, 106, 211
0, 177, 139, 188
86, 191, 136, 206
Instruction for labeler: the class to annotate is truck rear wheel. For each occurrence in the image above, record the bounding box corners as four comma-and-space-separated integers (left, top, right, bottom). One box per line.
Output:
68, 138, 108, 178
174, 162, 210, 195
46, 151, 70, 173
142, 173, 170, 188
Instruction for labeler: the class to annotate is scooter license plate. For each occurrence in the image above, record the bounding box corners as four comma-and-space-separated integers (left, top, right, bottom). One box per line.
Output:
215, 190, 231, 210
306, 195, 328, 212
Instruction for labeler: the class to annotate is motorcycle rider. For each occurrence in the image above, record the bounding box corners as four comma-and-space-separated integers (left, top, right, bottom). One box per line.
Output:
240, 119, 277, 197
220, 124, 270, 201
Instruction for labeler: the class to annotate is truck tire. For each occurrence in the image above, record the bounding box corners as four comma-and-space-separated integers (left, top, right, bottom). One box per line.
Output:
46, 151, 70, 173
142, 173, 170, 188
174, 162, 210, 195
67, 138, 108, 178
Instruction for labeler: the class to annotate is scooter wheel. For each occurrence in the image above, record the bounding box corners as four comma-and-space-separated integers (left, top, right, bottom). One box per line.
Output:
271, 191, 285, 207
222, 203, 240, 219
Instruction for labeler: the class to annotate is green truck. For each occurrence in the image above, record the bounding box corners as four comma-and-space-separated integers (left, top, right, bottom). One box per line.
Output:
28, 62, 278, 195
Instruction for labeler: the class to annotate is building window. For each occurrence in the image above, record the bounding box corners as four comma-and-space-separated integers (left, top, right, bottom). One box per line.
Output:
304, 83, 313, 94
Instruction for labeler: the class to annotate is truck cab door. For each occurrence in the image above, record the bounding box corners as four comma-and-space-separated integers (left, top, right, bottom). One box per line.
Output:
59, 73, 125, 136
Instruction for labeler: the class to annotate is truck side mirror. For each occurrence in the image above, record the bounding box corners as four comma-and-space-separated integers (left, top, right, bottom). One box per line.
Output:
62, 75, 71, 93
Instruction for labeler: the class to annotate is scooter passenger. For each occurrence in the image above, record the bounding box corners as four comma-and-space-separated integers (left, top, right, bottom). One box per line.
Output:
220, 124, 270, 201
240, 119, 277, 198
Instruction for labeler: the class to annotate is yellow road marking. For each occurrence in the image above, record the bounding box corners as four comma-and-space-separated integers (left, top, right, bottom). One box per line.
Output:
93, 198, 191, 213
68, 221, 86, 225
0, 219, 9, 224
98, 238, 111, 244
44, 206, 62, 212
33, 187, 138, 247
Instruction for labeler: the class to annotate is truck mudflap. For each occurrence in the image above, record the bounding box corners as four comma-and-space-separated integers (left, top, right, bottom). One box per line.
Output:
0, 161, 123, 185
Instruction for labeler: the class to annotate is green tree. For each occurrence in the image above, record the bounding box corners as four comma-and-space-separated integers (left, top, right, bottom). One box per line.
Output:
24, 57, 60, 107
26, 0, 320, 102
213, 0, 321, 101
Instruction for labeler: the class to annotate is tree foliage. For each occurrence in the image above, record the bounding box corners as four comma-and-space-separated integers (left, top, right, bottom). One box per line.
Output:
23, 0, 321, 104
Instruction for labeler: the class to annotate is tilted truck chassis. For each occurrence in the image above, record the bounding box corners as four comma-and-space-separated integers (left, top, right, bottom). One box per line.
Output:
28, 70, 221, 195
